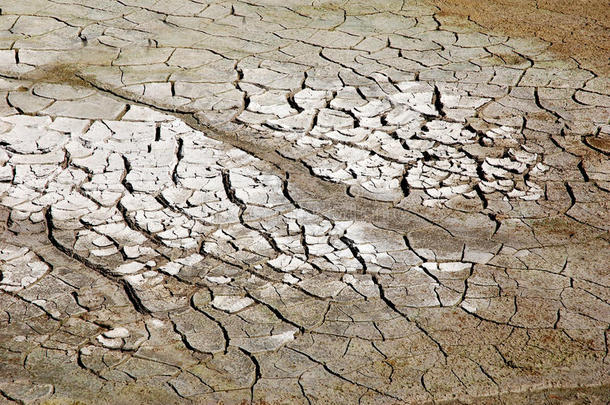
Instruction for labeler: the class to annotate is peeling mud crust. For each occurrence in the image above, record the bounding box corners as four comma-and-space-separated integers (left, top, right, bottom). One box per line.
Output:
0, 0, 609, 404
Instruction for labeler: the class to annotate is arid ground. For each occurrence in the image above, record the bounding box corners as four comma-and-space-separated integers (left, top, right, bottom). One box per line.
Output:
0, 0, 608, 403
431, 0, 610, 75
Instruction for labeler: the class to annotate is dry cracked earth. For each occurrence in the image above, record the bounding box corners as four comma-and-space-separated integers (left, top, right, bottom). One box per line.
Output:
0, 0, 608, 404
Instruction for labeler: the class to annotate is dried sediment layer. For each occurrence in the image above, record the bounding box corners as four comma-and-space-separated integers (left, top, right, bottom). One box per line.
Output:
0, 0, 608, 404
429, 0, 610, 75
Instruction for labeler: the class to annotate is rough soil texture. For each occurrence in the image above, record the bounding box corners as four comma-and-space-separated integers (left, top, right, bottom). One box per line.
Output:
0, 0, 608, 404
430, 0, 610, 75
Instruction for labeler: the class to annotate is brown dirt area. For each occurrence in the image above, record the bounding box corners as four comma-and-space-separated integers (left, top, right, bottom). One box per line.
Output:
429, 0, 610, 76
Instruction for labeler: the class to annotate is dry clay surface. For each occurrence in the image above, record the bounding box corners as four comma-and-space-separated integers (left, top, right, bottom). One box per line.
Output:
0, 0, 609, 403
430, 0, 610, 76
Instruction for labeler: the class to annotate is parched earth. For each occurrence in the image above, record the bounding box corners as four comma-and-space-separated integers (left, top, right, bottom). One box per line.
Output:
430, 0, 610, 77
0, 0, 608, 404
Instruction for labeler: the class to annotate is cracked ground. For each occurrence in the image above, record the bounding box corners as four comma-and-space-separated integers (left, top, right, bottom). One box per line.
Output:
0, 0, 608, 403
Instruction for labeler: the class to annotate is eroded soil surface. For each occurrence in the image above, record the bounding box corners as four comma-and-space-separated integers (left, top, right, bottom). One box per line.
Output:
0, 0, 608, 404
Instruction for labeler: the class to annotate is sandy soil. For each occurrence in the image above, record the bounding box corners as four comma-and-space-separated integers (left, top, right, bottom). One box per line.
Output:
429, 0, 610, 76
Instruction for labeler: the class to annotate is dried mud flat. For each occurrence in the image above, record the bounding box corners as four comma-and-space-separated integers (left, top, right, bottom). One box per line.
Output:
430, 0, 610, 76
0, 0, 608, 404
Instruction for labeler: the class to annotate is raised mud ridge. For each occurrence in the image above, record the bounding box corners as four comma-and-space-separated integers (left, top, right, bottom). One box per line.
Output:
0, 0, 608, 404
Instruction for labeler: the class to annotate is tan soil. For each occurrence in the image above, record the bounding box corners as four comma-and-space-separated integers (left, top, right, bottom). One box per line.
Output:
429, 0, 610, 76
